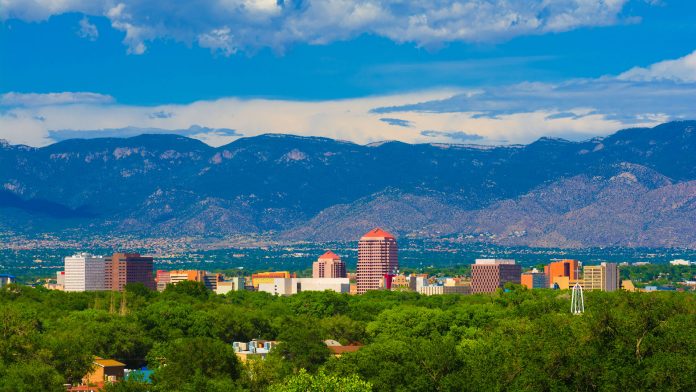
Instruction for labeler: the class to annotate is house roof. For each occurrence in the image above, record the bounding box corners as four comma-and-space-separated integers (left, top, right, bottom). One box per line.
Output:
94, 358, 126, 368
319, 251, 341, 260
361, 228, 395, 239
327, 345, 363, 355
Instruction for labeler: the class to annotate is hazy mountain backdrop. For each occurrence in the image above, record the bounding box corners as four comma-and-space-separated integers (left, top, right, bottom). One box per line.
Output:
1, 121, 695, 248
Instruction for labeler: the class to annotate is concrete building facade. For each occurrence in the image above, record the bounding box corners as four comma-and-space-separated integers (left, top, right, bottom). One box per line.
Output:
258, 278, 350, 295
64, 253, 106, 292
215, 277, 246, 295
418, 284, 471, 296
356, 228, 399, 294
584, 262, 619, 291
471, 259, 521, 293
105, 253, 155, 291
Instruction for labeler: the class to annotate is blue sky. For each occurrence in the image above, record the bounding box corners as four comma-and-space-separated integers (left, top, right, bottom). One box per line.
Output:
1, 0, 695, 146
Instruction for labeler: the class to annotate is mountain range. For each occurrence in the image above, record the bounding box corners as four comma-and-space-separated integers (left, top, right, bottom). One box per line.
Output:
1, 121, 695, 248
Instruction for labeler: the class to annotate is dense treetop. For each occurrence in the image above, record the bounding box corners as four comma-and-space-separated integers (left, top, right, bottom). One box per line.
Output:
1, 282, 695, 391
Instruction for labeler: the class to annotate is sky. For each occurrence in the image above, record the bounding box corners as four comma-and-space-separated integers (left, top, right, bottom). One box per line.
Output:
1, 0, 695, 147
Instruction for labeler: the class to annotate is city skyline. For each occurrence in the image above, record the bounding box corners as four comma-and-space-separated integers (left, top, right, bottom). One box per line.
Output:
51, 240, 643, 295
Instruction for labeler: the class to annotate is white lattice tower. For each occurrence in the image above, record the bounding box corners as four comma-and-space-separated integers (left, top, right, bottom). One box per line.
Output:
571, 281, 584, 315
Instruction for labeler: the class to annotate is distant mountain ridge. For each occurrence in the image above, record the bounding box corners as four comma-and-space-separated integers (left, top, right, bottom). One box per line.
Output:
1, 121, 695, 248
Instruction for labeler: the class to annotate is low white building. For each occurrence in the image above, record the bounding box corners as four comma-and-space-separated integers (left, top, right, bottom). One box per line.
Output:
418, 284, 471, 296
215, 277, 246, 295
258, 278, 350, 295
64, 253, 106, 292
475, 258, 516, 265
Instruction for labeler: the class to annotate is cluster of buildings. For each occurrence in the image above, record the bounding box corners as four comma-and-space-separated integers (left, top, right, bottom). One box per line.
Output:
232, 339, 278, 362
154, 269, 234, 292
249, 228, 398, 296
230, 338, 361, 363
53, 253, 155, 292
45, 229, 627, 296
521, 259, 620, 292
251, 251, 351, 295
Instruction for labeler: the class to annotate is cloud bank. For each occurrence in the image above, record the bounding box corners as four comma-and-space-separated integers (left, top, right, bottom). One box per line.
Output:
0, 0, 636, 54
2, 51, 696, 147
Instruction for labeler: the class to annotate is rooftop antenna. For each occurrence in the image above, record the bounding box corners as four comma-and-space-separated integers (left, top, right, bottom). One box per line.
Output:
571, 263, 584, 315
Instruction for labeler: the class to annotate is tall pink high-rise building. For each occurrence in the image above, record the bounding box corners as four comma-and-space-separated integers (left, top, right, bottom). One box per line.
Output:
313, 251, 347, 278
356, 228, 398, 294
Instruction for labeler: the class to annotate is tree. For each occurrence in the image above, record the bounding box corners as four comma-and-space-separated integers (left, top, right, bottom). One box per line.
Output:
0, 360, 65, 392
147, 337, 242, 391
103, 372, 151, 392
272, 318, 330, 372
162, 281, 209, 301
320, 315, 366, 345
268, 369, 371, 392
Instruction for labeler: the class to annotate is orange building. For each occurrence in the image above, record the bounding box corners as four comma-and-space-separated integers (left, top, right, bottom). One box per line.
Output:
82, 357, 125, 386
521, 272, 548, 289
155, 269, 209, 291
545, 259, 579, 288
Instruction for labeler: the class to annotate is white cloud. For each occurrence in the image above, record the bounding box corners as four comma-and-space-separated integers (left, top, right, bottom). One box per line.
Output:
618, 49, 696, 83
77, 16, 98, 40
0, 0, 637, 54
197, 27, 236, 56
0, 92, 115, 107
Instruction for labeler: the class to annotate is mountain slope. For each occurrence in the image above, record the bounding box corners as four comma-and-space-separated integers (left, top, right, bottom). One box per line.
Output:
284, 163, 696, 248
1, 121, 695, 248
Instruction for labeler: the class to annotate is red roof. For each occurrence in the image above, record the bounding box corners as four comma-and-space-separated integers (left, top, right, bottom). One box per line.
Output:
361, 228, 395, 239
327, 344, 363, 355
319, 250, 341, 260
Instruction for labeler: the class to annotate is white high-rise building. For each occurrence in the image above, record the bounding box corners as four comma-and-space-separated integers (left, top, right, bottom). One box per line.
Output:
64, 253, 107, 292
